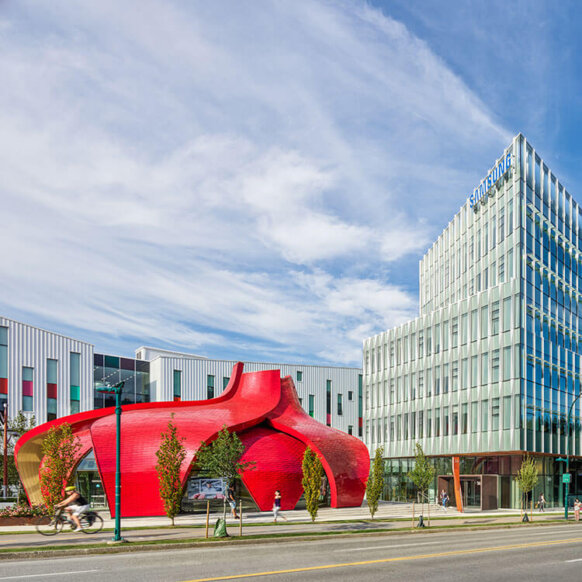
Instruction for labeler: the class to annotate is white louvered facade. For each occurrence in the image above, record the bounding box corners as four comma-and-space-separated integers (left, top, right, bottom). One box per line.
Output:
138, 347, 362, 436
0, 318, 362, 439
0, 317, 94, 422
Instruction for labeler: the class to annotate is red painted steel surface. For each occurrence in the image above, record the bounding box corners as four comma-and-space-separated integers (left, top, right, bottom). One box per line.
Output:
267, 376, 370, 508
16, 363, 369, 517
239, 426, 306, 511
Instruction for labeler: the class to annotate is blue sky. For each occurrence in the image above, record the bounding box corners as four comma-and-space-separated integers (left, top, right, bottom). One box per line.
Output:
0, 0, 579, 366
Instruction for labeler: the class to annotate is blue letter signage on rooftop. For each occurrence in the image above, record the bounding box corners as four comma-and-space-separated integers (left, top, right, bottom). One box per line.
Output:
469, 151, 512, 209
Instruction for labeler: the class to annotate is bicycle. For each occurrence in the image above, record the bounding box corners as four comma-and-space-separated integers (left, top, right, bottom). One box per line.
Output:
35, 508, 104, 536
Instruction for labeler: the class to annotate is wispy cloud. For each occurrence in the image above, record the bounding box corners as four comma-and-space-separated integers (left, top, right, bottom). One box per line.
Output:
0, 0, 510, 365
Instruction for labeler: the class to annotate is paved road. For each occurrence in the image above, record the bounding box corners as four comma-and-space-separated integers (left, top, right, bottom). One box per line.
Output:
1, 523, 581, 581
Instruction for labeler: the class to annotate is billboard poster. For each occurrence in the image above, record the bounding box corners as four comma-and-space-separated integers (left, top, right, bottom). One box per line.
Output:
187, 478, 226, 500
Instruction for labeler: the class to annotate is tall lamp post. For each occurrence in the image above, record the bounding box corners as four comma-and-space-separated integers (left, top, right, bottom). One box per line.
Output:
95, 381, 125, 542
563, 391, 582, 520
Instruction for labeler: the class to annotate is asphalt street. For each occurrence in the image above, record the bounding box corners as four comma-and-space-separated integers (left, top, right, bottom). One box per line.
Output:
1, 523, 581, 581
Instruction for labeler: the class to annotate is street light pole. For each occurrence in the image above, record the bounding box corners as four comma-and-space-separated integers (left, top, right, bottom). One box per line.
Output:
564, 391, 582, 520
96, 381, 125, 542
113, 382, 123, 542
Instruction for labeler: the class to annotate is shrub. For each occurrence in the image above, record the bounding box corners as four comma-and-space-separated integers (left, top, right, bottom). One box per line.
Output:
0, 503, 50, 518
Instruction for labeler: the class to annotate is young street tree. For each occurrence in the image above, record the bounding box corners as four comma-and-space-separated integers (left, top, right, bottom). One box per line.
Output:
195, 425, 255, 521
407, 442, 435, 524
39, 423, 81, 511
302, 447, 323, 522
515, 456, 539, 521
155, 415, 187, 526
1, 411, 35, 501
366, 446, 385, 519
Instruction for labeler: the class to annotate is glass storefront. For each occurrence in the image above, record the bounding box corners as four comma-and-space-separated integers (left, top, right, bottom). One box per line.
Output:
383, 454, 582, 509
75, 451, 107, 509
93, 354, 150, 408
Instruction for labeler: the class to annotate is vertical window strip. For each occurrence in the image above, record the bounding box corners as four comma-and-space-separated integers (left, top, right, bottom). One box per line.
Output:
47, 359, 58, 420
173, 369, 182, 401
22, 366, 34, 411
0, 327, 7, 405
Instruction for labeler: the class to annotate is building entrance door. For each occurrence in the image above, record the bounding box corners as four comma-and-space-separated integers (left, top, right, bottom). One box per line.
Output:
461, 477, 481, 508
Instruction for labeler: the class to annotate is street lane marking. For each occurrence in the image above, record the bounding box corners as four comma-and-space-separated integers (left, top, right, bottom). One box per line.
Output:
338, 541, 442, 552
180, 537, 582, 581
566, 558, 582, 562
0, 571, 99, 580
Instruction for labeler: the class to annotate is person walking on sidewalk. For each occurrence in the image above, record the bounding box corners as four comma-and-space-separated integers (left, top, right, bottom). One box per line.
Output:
440, 489, 448, 512
574, 498, 581, 522
273, 490, 287, 523
538, 493, 546, 512
227, 484, 239, 519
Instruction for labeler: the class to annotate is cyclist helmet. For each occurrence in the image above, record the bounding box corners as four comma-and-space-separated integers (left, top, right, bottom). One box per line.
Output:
65, 486, 76, 492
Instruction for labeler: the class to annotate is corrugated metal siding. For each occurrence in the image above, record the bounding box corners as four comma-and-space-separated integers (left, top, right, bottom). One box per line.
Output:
0, 317, 93, 423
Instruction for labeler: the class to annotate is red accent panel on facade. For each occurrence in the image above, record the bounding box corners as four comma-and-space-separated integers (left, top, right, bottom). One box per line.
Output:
16, 362, 368, 517
47, 384, 57, 399
0, 378, 7, 394
239, 426, 306, 511
22, 380, 33, 397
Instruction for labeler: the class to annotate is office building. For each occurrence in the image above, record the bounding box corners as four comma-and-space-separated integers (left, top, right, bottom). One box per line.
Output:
363, 134, 582, 509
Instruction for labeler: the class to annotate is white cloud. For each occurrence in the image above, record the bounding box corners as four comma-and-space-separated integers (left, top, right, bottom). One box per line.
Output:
0, 0, 510, 365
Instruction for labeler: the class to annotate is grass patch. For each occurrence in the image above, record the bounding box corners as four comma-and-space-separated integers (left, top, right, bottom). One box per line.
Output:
0, 517, 572, 557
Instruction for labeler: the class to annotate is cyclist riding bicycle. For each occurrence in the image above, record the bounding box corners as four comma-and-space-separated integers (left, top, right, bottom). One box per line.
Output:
55, 485, 90, 532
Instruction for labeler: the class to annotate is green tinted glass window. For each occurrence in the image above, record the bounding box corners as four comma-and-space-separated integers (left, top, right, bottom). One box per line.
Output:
70, 353, 81, 386
173, 370, 181, 397
47, 359, 58, 384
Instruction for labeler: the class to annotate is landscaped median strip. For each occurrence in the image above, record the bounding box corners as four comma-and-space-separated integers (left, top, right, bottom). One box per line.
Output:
0, 517, 572, 560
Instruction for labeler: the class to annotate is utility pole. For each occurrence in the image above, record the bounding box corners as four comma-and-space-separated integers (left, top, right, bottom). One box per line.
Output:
2, 403, 7, 499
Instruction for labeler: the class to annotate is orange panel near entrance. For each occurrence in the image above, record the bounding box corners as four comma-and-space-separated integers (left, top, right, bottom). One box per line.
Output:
452, 456, 464, 513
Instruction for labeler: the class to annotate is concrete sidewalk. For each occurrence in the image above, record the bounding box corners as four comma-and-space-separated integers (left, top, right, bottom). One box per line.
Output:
0, 502, 573, 557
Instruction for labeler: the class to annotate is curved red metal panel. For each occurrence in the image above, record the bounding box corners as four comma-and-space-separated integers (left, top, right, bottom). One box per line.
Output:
91, 368, 282, 517
239, 426, 306, 511
266, 376, 369, 508
15, 363, 369, 516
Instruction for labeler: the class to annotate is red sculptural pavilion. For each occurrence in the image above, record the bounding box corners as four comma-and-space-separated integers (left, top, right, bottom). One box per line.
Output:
15, 363, 370, 517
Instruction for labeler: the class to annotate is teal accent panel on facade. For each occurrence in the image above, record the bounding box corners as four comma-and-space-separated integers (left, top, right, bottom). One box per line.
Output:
104, 355, 119, 369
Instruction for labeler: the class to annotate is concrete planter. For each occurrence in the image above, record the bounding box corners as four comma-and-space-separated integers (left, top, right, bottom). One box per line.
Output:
0, 516, 47, 526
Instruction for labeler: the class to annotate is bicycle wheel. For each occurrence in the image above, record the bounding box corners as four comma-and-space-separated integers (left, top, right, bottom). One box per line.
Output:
80, 513, 104, 534
35, 515, 64, 536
